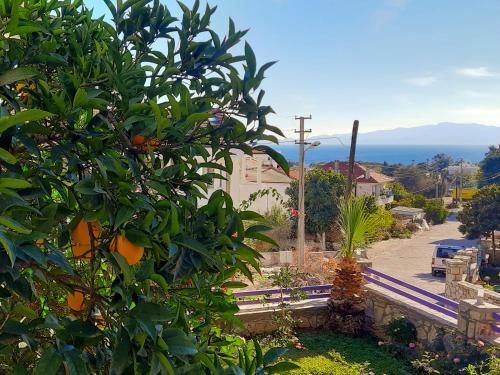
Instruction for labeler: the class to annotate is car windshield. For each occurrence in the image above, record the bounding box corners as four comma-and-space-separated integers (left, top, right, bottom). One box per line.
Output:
436, 247, 460, 258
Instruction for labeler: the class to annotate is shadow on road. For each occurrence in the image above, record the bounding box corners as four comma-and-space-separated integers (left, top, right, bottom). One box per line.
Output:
430, 238, 478, 247
414, 272, 445, 283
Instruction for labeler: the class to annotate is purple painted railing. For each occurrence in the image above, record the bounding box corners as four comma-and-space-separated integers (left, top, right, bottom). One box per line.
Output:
364, 267, 459, 310
233, 284, 332, 306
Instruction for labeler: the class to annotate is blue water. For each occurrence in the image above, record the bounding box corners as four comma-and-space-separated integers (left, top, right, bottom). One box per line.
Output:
273, 144, 488, 165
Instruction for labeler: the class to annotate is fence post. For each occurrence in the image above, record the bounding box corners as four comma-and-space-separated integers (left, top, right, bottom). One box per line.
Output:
357, 259, 372, 273
445, 259, 467, 299
458, 299, 499, 341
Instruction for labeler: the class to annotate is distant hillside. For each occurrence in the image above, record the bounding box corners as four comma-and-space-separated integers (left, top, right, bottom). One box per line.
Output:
308, 123, 500, 145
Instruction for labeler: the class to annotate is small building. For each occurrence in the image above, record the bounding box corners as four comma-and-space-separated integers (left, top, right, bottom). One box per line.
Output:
321, 160, 394, 205
390, 206, 425, 222
202, 150, 291, 213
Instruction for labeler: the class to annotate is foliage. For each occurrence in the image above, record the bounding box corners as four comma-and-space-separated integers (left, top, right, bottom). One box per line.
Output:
478, 145, 500, 187
369, 206, 395, 241
281, 332, 414, 375
265, 266, 307, 347
410, 331, 494, 375
336, 196, 379, 257
458, 185, 500, 245
246, 205, 291, 252
286, 169, 345, 236
233, 340, 300, 375
388, 181, 410, 201
0, 0, 290, 373
389, 221, 413, 239
383, 316, 417, 345
424, 199, 449, 225
240, 188, 285, 211
393, 165, 436, 197
431, 153, 454, 170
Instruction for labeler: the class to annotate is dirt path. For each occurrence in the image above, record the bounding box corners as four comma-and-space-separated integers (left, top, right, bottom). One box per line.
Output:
366, 213, 478, 295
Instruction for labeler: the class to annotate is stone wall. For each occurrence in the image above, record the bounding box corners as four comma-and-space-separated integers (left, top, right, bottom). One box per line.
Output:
365, 284, 457, 344
234, 300, 329, 336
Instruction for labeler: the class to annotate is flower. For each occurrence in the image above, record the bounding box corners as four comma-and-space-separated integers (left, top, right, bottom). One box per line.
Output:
453, 357, 461, 364
222, 287, 228, 294
377, 341, 385, 346
231, 232, 238, 238
408, 342, 416, 349
477, 340, 485, 347
290, 208, 299, 217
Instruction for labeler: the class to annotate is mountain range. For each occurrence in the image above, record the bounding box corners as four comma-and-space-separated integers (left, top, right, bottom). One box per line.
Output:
301, 123, 500, 145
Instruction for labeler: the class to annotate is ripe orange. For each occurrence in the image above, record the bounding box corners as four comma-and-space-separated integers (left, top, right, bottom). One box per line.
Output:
71, 219, 101, 259
67, 291, 84, 311
110, 235, 144, 265
132, 134, 145, 145
35, 239, 44, 247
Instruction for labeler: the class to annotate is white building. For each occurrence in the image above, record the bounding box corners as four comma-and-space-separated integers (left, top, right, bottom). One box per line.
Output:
202, 150, 291, 213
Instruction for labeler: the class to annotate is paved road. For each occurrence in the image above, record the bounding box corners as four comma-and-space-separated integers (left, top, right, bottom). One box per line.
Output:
366, 213, 478, 295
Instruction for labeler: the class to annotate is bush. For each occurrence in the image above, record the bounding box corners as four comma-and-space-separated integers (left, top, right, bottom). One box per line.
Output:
384, 316, 417, 344
425, 199, 449, 224
369, 206, 395, 241
390, 222, 412, 239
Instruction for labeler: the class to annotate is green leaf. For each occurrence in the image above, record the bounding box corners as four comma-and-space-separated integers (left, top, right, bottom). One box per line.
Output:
221, 281, 247, 289
0, 178, 31, 189
0, 216, 31, 234
150, 273, 169, 291
125, 228, 152, 248
0, 147, 17, 164
73, 88, 88, 108
64, 320, 102, 338
0, 231, 16, 265
12, 303, 37, 319
12, 364, 29, 375
163, 328, 198, 356
34, 349, 63, 375
111, 329, 130, 374
253, 145, 289, 174
112, 252, 133, 285
156, 352, 175, 375
130, 302, 175, 322
0, 109, 52, 133
186, 112, 210, 126
0, 67, 38, 86
266, 361, 300, 374
245, 42, 257, 77
263, 348, 288, 366
114, 206, 135, 230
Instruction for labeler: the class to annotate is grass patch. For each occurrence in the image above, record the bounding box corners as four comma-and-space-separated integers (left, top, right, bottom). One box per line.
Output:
283, 330, 415, 375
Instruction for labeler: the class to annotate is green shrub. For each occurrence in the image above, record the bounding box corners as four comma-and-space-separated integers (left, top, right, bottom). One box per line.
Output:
384, 316, 417, 344
425, 199, 449, 224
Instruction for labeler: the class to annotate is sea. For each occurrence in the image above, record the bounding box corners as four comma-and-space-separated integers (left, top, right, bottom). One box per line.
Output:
272, 144, 489, 165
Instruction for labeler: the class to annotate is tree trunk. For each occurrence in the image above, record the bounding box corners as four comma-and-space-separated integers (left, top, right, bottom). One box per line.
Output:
493, 230, 497, 265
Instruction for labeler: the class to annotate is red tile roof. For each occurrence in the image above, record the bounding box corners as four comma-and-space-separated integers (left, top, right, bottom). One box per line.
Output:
321, 161, 393, 184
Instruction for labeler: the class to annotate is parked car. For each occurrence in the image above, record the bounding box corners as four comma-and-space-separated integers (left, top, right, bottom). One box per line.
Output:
431, 245, 464, 276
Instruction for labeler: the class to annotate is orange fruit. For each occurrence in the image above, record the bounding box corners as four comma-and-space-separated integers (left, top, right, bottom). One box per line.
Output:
132, 134, 145, 145
110, 235, 144, 265
35, 239, 44, 247
67, 291, 84, 311
71, 219, 101, 259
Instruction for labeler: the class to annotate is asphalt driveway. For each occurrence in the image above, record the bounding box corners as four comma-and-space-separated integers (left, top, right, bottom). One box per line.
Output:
366, 213, 478, 295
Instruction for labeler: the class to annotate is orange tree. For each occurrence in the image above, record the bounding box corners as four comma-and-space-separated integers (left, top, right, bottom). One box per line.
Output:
0, 0, 291, 373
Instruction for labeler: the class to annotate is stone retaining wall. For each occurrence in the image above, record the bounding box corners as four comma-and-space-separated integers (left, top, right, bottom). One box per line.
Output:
234, 300, 329, 336
365, 284, 456, 344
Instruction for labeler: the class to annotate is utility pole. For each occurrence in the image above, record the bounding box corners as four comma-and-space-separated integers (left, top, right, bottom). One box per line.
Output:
459, 160, 463, 204
295, 115, 312, 271
346, 120, 359, 200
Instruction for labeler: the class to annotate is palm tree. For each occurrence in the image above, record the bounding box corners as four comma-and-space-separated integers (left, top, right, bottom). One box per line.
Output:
328, 196, 378, 335
337, 196, 379, 258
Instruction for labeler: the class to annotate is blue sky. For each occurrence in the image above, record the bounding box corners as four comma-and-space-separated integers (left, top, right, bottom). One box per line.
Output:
87, 0, 500, 135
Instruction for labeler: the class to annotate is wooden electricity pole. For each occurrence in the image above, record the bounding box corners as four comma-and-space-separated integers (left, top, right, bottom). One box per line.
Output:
346, 120, 359, 200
